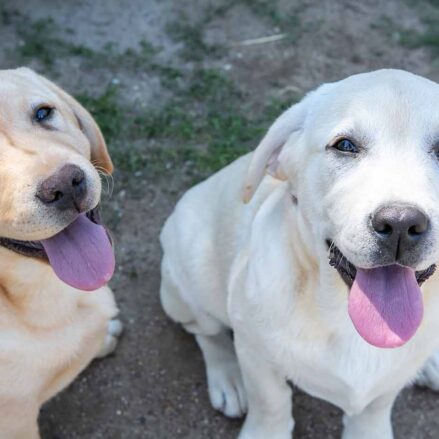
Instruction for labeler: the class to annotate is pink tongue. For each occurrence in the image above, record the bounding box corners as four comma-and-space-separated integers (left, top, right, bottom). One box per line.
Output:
348, 265, 423, 348
41, 214, 115, 291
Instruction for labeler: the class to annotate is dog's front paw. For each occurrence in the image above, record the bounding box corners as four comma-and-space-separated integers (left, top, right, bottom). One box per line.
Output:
415, 351, 439, 391
207, 359, 247, 418
96, 318, 124, 359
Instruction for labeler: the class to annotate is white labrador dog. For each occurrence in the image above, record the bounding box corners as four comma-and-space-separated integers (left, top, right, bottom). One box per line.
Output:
160, 69, 439, 438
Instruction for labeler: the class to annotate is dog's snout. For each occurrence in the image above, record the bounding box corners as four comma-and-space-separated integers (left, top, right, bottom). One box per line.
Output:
371, 204, 429, 259
36, 164, 87, 211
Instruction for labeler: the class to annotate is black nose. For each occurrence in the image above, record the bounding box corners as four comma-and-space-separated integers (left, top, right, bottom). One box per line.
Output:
36, 164, 87, 211
371, 204, 429, 258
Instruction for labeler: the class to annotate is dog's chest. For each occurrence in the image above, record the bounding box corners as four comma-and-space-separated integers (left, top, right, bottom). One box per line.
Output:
0, 293, 109, 403
274, 324, 430, 415
286, 343, 388, 414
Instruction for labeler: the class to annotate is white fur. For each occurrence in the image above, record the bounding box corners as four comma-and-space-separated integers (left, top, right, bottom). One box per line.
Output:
160, 69, 439, 438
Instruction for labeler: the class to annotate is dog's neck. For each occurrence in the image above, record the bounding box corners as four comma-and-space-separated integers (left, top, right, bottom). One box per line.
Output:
285, 198, 319, 269
0, 247, 80, 329
280, 193, 354, 328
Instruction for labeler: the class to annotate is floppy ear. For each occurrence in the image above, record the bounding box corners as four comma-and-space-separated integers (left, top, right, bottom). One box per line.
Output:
66, 96, 114, 175
242, 102, 307, 203
17, 68, 113, 175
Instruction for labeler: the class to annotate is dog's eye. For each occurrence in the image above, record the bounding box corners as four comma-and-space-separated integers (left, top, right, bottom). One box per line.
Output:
333, 139, 359, 154
34, 106, 53, 122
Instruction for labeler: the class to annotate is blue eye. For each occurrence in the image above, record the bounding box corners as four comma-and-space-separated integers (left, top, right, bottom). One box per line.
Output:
34, 106, 53, 122
333, 138, 358, 154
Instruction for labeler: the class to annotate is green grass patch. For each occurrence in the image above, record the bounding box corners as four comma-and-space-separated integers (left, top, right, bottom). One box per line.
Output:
76, 86, 124, 142
400, 2, 439, 57
400, 27, 439, 56
92, 40, 158, 69
14, 15, 162, 73
0, 5, 20, 25
239, 0, 300, 32
167, 0, 302, 61
167, 20, 226, 61
76, 67, 300, 187
16, 18, 96, 67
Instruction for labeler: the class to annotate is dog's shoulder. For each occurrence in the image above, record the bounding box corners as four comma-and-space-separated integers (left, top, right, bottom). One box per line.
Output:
161, 153, 284, 254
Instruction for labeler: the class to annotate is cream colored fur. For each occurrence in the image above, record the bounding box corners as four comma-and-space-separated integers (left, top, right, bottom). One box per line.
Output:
0, 68, 120, 438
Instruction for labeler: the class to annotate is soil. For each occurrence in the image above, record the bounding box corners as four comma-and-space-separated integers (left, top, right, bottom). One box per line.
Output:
0, 0, 438, 438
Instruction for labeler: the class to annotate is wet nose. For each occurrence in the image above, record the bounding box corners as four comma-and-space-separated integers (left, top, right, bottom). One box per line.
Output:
36, 164, 87, 211
371, 204, 429, 258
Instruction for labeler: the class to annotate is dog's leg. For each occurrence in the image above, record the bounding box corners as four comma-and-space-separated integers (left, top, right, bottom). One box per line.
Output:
342, 391, 398, 439
0, 406, 40, 439
161, 259, 247, 417
160, 261, 197, 328
415, 351, 439, 391
235, 337, 294, 439
13, 423, 39, 439
95, 318, 124, 358
196, 331, 247, 418
8, 424, 39, 439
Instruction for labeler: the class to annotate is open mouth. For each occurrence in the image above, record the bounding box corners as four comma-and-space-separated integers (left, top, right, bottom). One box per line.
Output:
0, 208, 102, 261
327, 240, 436, 349
0, 207, 115, 291
327, 241, 436, 287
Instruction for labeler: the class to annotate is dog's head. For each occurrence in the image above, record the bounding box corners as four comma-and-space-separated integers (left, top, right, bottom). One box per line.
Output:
0, 67, 115, 291
244, 69, 439, 348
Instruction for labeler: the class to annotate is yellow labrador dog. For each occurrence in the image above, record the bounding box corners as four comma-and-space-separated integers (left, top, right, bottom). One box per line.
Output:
0, 68, 121, 438
161, 69, 439, 438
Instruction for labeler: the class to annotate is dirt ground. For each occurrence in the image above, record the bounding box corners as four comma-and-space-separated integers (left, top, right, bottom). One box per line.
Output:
0, 0, 439, 438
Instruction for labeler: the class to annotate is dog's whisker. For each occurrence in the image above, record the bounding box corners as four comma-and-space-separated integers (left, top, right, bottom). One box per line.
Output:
98, 171, 110, 194
89, 161, 115, 198
96, 169, 114, 198
328, 241, 335, 256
